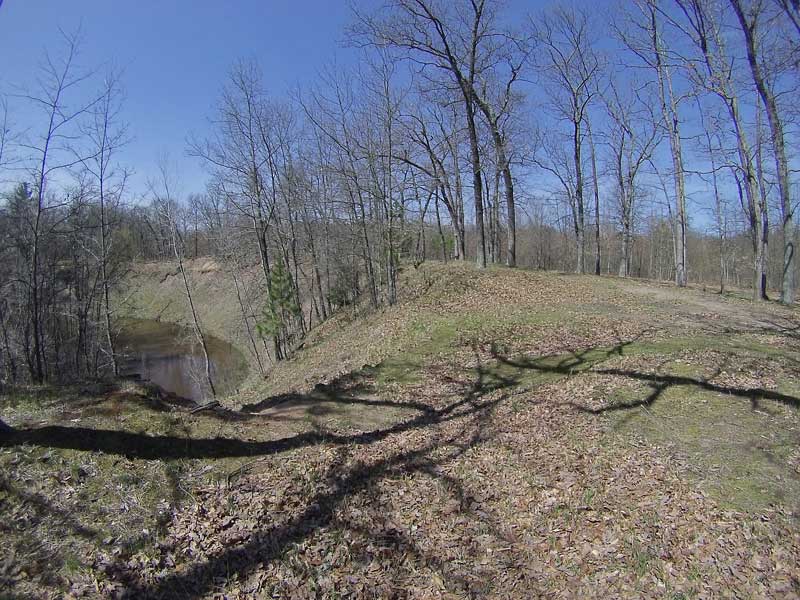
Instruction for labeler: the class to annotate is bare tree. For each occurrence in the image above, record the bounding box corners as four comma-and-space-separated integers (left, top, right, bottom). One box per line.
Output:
728, 0, 795, 304
603, 82, 661, 277
671, 0, 769, 300
533, 6, 601, 274
471, 28, 528, 267
398, 101, 468, 260
301, 66, 382, 309
150, 159, 216, 399
79, 71, 129, 376
363, 49, 403, 304
353, 0, 508, 268
191, 61, 295, 356
586, 119, 602, 275
619, 0, 691, 287
14, 29, 102, 382
0, 98, 14, 176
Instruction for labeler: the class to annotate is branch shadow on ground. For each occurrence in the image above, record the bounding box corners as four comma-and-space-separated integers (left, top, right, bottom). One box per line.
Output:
238, 377, 437, 416
0, 353, 518, 597
487, 341, 800, 414
0, 382, 485, 462
105, 349, 516, 598
3, 333, 798, 598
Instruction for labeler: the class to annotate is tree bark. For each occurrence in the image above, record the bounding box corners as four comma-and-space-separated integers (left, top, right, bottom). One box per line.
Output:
730, 0, 794, 304
646, 0, 688, 287
588, 123, 601, 276
574, 120, 586, 274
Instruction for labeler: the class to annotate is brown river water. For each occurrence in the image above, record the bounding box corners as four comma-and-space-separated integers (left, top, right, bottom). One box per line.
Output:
115, 319, 248, 402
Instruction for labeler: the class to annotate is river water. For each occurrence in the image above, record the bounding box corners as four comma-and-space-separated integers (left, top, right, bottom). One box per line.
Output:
115, 319, 248, 402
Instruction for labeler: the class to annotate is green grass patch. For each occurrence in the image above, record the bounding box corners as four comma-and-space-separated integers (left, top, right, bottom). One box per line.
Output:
579, 337, 800, 513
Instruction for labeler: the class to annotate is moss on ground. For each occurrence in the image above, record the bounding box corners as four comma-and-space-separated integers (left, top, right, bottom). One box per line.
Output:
365, 324, 800, 514
3, 261, 800, 597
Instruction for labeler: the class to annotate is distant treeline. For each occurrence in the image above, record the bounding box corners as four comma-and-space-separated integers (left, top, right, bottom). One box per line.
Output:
1, 0, 798, 386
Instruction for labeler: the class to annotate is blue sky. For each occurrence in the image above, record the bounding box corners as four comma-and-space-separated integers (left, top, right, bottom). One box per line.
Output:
0, 0, 753, 233
0, 0, 551, 199
0, 0, 358, 196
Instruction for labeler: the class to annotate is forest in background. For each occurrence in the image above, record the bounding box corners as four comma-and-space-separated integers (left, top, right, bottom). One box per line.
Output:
0, 0, 798, 388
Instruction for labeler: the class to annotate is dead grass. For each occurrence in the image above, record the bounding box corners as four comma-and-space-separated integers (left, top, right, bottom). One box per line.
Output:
2, 261, 800, 598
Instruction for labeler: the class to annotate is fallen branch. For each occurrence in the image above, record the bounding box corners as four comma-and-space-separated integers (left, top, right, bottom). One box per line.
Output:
190, 401, 220, 414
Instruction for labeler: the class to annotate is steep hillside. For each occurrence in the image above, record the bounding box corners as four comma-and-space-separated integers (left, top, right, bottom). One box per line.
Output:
259, 261, 795, 396
2, 262, 800, 598
117, 259, 266, 390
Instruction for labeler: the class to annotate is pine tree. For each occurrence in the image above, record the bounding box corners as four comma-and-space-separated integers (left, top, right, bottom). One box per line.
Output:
257, 261, 300, 360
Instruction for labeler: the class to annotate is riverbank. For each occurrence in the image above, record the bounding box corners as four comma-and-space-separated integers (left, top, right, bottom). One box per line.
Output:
117, 259, 265, 399
116, 318, 248, 402
3, 262, 800, 598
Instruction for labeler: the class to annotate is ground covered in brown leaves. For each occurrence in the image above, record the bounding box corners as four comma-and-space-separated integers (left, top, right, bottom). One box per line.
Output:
2, 263, 800, 598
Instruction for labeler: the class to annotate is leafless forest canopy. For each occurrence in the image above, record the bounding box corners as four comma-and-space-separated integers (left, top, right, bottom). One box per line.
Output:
0, 0, 798, 385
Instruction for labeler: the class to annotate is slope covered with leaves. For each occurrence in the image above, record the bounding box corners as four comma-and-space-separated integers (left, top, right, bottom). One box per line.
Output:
2, 262, 800, 598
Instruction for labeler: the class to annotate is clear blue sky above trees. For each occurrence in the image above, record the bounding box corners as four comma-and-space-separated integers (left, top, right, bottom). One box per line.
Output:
0, 0, 356, 194
0, 0, 547, 198
0, 0, 754, 232
0, 1, 544, 196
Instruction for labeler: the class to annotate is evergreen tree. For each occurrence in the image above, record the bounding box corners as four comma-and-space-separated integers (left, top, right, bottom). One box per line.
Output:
257, 261, 300, 360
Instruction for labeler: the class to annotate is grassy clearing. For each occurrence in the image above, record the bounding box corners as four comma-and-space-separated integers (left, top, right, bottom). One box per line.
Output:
360, 322, 800, 514
1, 381, 412, 597
2, 261, 800, 598
592, 341, 800, 513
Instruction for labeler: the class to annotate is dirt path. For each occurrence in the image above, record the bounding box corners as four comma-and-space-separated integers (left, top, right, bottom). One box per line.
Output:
619, 277, 799, 336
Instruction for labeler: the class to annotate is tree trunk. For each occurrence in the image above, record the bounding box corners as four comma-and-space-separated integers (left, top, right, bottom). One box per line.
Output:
231, 269, 266, 377
169, 218, 216, 399
435, 192, 449, 262
465, 99, 486, 268
503, 164, 516, 267
588, 123, 601, 276
649, 2, 688, 287
473, 97, 516, 268
574, 119, 586, 274
98, 174, 118, 376
619, 222, 632, 278
730, 0, 794, 304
